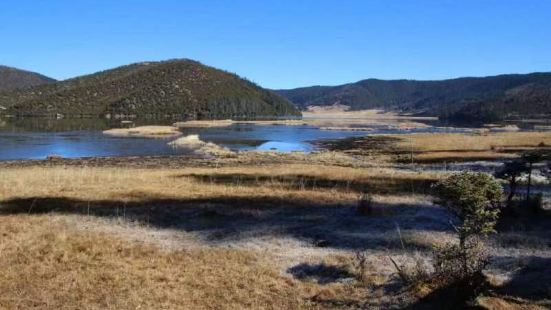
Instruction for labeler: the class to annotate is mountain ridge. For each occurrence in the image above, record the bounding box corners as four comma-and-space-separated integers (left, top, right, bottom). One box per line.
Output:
0, 65, 56, 91
0, 59, 300, 120
275, 72, 551, 122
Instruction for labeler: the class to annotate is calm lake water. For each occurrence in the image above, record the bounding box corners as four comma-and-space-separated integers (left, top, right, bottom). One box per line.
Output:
0, 118, 462, 161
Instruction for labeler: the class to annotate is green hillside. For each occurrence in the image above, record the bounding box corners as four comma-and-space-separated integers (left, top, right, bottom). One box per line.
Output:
0, 59, 300, 120
0, 66, 55, 91
276, 73, 551, 122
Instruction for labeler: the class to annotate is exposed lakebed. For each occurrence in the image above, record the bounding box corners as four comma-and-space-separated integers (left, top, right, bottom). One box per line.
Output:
0, 118, 465, 161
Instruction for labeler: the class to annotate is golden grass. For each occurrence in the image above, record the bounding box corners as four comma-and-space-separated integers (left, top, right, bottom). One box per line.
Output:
103, 125, 182, 138
411, 151, 518, 162
1, 163, 403, 308
0, 159, 477, 309
475, 296, 548, 310
300, 109, 434, 131
302, 108, 436, 120
0, 164, 439, 204
1, 134, 548, 308
0, 158, 545, 308
394, 132, 551, 152
387, 132, 551, 162
0, 215, 322, 309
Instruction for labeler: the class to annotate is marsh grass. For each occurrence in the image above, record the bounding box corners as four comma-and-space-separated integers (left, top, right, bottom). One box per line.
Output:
393, 132, 551, 163
0, 164, 439, 205
0, 157, 547, 308
0, 215, 321, 309
323, 132, 551, 163
0, 163, 447, 309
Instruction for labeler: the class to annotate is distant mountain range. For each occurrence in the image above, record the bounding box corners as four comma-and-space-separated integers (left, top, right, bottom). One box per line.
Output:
2, 61, 550, 122
0, 60, 300, 119
0, 65, 55, 91
275, 73, 551, 122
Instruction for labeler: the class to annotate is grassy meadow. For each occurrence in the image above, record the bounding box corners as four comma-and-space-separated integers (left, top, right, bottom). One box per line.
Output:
323, 131, 551, 163
0, 131, 550, 309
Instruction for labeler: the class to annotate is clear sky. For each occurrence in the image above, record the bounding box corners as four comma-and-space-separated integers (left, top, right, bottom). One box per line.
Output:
1, 0, 550, 89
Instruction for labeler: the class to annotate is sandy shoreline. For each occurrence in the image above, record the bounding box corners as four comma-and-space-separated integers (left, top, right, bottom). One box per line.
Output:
103, 125, 182, 138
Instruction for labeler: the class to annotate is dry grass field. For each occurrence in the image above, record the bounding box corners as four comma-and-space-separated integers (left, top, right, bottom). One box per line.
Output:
0, 164, 439, 204
0, 164, 443, 309
0, 215, 323, 309
323, 131, 551, 163
393, 132, 551, 162
0, 131, 550, 309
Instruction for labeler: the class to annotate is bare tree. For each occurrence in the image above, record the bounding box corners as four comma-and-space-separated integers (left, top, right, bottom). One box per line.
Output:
495, 160, 528, 206
521, 150, 545, 201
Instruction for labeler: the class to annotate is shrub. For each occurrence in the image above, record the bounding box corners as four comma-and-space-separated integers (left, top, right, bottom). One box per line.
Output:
521, 150, 545, 201
433, 238, 488, 283
389, 253, 431, 285
433, 172, 502, 283
354, 251, 368, 282
495, 160, 528, 206
388, 225, 432, 285
434, 171, 502, 241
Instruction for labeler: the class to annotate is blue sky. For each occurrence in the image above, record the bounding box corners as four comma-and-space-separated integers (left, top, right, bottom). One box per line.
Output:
1, 0, 550, 88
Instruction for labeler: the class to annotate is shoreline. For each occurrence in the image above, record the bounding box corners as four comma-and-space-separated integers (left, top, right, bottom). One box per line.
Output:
2, 130, 550, 167
0, 154, 216, 169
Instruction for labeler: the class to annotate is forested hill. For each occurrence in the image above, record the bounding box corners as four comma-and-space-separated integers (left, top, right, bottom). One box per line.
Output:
0, 59, 300, 119
0, 66, 56, 91
275, 73, 551, 122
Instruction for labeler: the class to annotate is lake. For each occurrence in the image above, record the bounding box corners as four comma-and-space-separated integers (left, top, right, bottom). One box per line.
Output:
0, 118, 464, 161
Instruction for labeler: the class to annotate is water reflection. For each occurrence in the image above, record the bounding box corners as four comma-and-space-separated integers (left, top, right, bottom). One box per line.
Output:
0, 118, 465, 161
257, 141, 313, 152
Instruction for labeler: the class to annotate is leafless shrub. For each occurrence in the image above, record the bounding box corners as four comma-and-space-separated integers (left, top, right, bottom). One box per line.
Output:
353, 251, 388, 286
388, 225, 432, 285
389, 253, 431, 285
354, 251, 370, 283
433, 238, 489, 284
